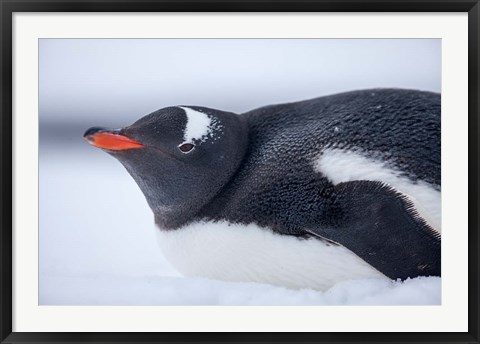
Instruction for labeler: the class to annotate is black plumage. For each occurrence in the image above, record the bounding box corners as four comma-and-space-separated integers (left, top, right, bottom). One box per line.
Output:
85, 88, 441, 281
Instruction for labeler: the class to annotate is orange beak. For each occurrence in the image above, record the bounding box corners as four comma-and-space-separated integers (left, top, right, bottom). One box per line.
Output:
84, 127, 144, 151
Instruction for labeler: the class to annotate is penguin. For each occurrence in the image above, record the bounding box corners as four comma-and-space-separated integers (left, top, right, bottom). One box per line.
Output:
84, 89, 441, 291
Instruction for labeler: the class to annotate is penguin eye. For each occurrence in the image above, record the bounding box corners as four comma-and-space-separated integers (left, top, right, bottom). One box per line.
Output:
178, 143, 195, 153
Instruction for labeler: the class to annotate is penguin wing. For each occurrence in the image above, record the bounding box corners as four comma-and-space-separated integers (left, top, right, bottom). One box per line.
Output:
307, 180, 441, 280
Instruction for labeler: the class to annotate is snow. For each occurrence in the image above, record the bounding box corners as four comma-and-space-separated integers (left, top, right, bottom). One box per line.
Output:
41, 274, 441, 306
39, 143, 441, 305
180, 107, 212, 143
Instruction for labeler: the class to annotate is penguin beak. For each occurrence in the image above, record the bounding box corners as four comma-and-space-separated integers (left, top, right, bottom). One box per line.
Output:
83, 127, 144, 150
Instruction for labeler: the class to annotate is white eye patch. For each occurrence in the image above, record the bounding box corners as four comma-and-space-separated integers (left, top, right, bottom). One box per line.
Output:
179, 106, 224, 145
179, 107, 213, 144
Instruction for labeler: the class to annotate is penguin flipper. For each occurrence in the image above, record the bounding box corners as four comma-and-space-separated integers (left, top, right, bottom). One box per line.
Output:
309, 180, 441, 280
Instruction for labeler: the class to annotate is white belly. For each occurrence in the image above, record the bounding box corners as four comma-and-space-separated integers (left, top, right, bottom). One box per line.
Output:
156, 221, 386, 291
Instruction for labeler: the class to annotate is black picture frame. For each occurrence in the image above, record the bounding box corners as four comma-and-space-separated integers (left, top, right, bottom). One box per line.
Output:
1, 1, 479, 343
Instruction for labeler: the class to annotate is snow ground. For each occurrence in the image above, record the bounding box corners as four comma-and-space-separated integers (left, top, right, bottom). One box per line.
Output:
39, 144, 441, 305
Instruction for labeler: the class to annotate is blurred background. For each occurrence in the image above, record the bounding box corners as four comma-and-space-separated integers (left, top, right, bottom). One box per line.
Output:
39, 39, 441, 305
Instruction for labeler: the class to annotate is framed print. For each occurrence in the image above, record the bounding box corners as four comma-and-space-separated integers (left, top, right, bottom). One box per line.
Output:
1, 1, 479, 343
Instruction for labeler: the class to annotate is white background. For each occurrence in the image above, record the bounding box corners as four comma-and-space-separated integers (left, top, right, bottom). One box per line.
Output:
39, 38, 441, 124
14, 13, 468, 332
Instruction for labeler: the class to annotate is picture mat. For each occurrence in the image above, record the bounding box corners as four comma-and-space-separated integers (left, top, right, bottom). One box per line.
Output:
13, 12, 468, 332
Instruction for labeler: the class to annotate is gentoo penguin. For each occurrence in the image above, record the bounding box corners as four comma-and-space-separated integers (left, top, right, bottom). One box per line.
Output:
84, 89, 441, 291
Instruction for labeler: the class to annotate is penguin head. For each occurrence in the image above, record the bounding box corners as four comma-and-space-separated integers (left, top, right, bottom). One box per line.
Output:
84, 106, 249, 228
